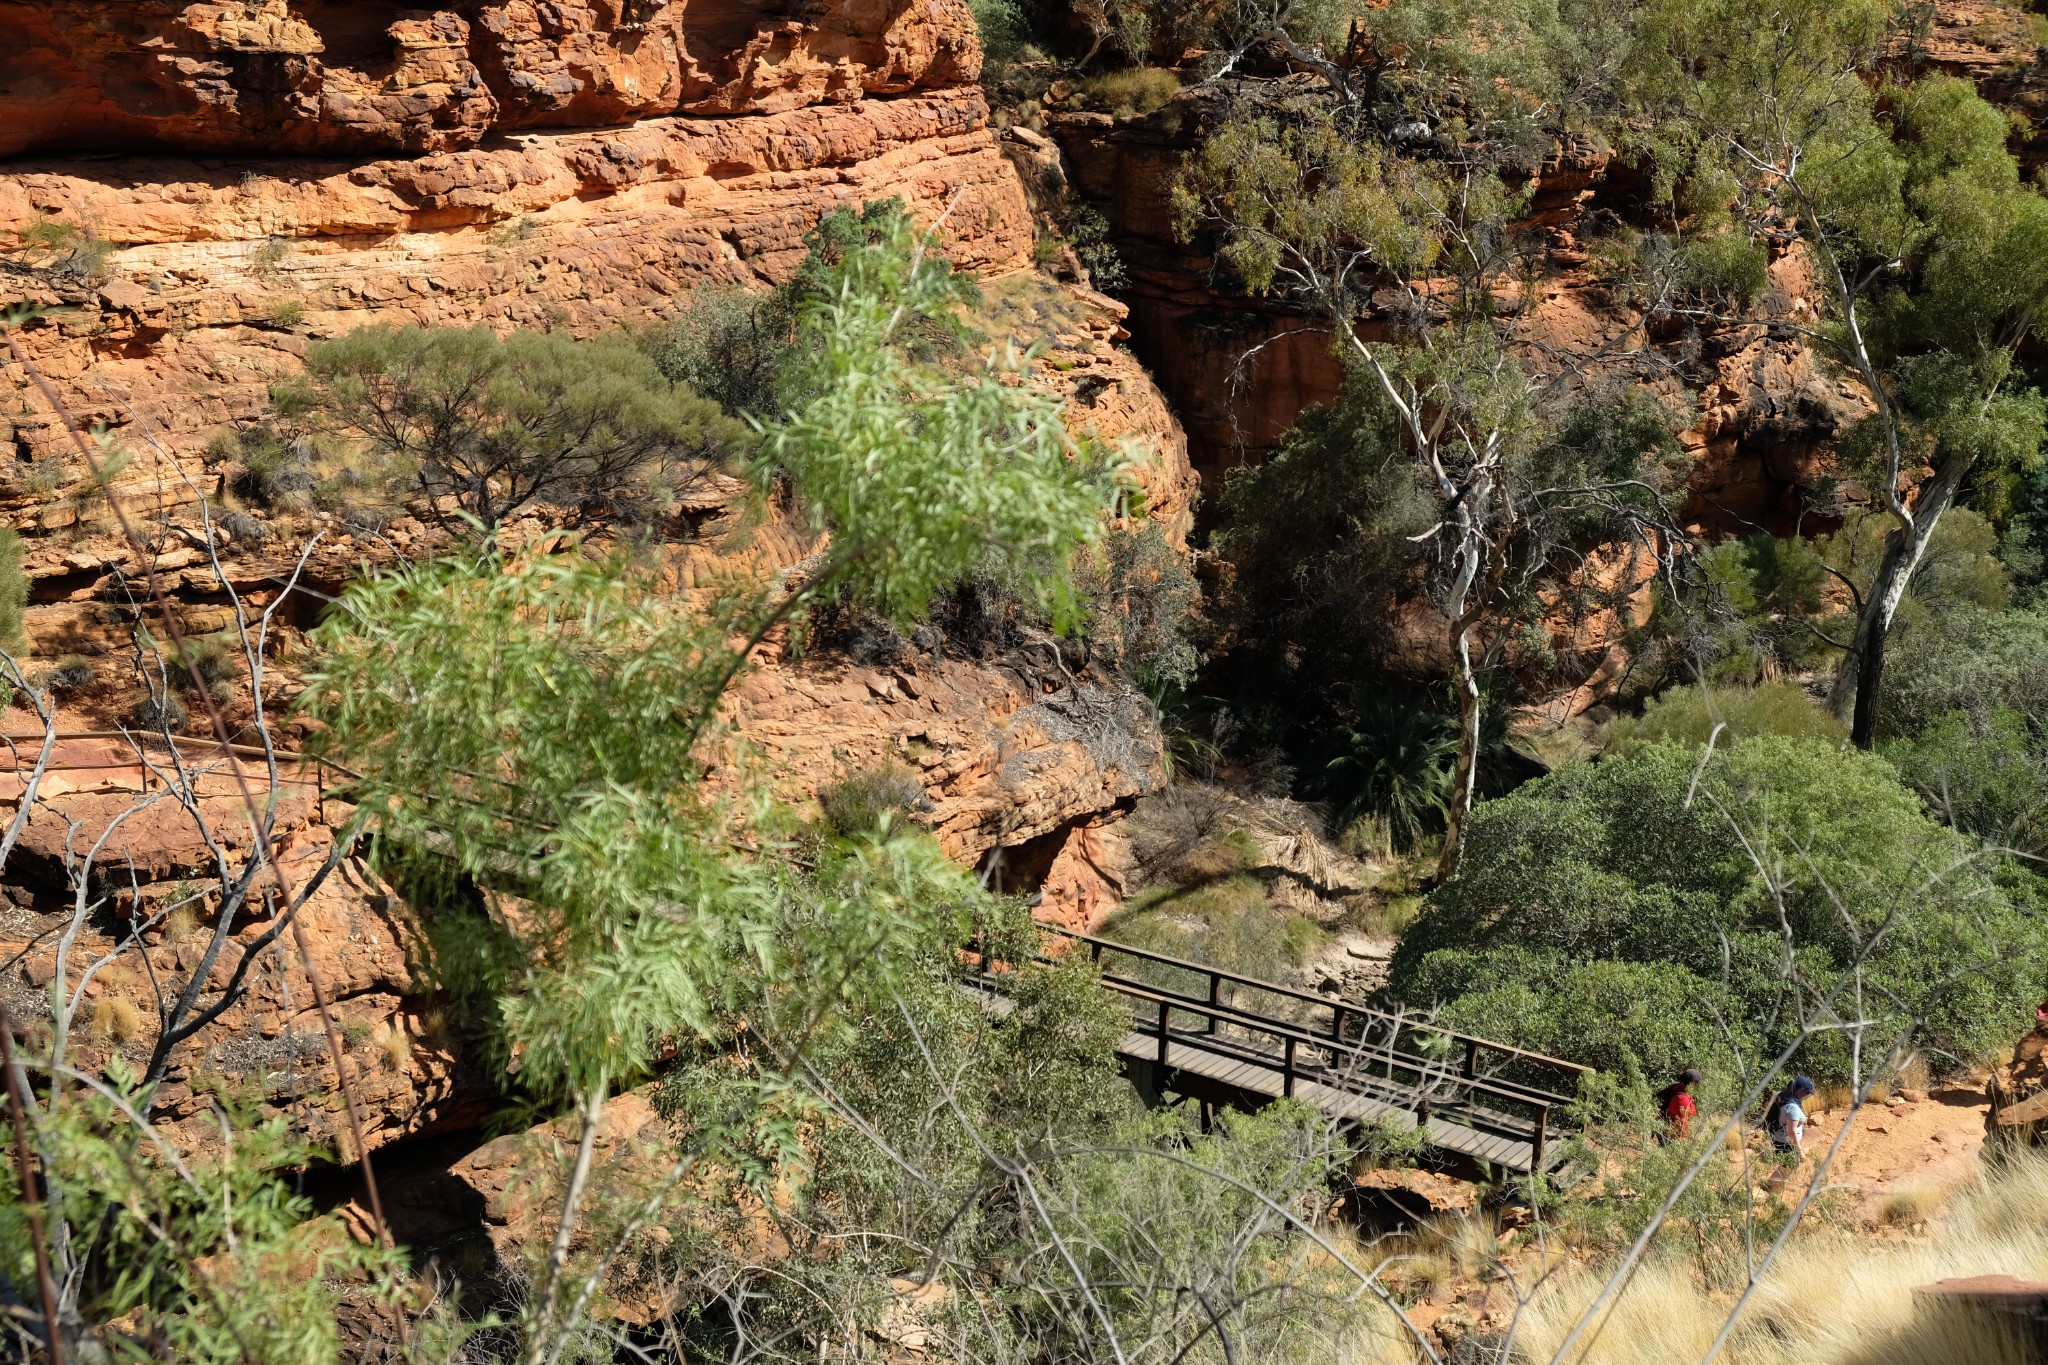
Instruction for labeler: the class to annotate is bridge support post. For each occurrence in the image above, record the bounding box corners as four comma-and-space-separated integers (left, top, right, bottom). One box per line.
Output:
1532, 1105, 1549, 1174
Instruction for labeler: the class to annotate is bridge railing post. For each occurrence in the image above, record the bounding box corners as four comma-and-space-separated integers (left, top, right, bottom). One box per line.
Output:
1207, 972, 1220, 1036
1157, 999, 1169, 1066
1283, 1035, 1296, 1098
1532, 1103, 1549, 1173
1462, 1037, 1478, 1081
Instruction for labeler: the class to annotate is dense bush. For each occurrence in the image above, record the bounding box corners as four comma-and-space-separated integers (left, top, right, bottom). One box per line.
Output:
1885, 707, 2048, 856
290, 325, 743, 536
819, 762, 932, 836
1871, 603, 2048, 850
1603, 681, 1844, 756
1877, 603, 2048, 739
1079, 522, 1200, 690
643, 283, 795, 420
1317, 695, 1456, 849
1389, 738, 2045, 1085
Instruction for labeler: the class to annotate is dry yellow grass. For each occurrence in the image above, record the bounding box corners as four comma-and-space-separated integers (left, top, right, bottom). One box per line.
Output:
1877, 1184, 1949, 1228
86, 996, 142, 1046
1512, 1152, 2048, 1365
378, 1023, 411, 1074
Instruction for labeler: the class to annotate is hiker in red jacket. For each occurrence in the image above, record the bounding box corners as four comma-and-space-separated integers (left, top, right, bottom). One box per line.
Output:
1655, 1067, 1703, 1141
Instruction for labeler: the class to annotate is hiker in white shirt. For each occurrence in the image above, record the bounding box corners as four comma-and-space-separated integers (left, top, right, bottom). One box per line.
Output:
1767, 1075, 1816, 1156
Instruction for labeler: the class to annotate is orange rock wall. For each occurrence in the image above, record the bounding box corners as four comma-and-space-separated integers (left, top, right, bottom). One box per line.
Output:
0, 0, 980, 158
0, 87, 1032, 459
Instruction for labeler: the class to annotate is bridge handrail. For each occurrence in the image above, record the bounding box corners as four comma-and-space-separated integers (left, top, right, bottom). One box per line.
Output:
964, 965, 1562, 1168
1043, 925, 1591, 1080
1030, 969, 1568, 1119
1085, 966, 1579, 1110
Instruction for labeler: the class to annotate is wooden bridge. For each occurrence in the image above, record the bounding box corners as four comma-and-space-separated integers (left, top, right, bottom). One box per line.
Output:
967, 927, 1590, 1175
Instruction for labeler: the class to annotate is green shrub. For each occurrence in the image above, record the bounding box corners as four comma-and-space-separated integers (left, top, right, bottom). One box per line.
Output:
643, 283, 794, 420
129, 691, 188, 733
1075, 67, 1182, 118
967, 0, 1032, 64
34, 654, 97, 695
1079, 522, 1199, 690
1603, 681, 1844, 757
1675, 228, 1769, 305
214, 425, 320, 511
1390, 738, 2045, 1084
819, 762, 930, 836
296, 324, 743, 536
172, 632, 241, 700
1319, 696, 1456, 849
1063, 201, 1129, 291
15, 213, 115, 283
1879, 603, 2048, 740
1885, 707, 2048, 854
646, 200, 983, 427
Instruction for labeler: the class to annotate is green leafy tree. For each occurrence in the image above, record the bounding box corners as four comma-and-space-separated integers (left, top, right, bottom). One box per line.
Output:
290, 325, 744, 537
1177, 90, 1687, 877
299, 204, 1123, 1364
1390, 738, 2045, 1084
759, 207, 1124, 631
1641, 47, 2048, 744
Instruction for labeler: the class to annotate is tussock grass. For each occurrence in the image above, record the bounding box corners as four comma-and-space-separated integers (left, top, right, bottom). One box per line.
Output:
1514, 1152, 2048, 1365
87, 996, 142, 1046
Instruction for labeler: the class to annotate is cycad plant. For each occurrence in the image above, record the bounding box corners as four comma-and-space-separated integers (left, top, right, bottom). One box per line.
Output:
1321, 695, 1457, 850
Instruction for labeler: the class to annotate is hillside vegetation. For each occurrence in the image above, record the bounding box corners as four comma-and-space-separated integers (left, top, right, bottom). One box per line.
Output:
0, 0, 2045, 1363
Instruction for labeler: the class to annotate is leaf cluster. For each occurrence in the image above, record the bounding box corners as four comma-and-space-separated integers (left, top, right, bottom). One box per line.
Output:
1391, 737, 2046, 1083
288, 325, 745, 536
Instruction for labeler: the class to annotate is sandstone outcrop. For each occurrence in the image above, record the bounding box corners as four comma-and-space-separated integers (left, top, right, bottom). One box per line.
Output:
1988, 1020, 2048, 1152
0, 88, 1030, 463
0, 0, 981, 159
0, 737, 486, 1160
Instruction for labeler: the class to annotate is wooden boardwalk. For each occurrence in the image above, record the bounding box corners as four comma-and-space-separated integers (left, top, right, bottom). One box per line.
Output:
967, 928, 1589, 1175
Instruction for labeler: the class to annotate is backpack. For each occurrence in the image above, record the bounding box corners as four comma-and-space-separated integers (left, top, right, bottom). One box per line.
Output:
1762, 1090, 1789, 1135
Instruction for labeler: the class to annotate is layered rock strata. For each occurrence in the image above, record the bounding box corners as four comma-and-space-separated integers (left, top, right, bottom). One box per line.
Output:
0, 0, 980, 159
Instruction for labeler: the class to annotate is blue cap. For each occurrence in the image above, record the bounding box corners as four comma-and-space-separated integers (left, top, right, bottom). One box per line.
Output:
1791, 1075, 1815, 1096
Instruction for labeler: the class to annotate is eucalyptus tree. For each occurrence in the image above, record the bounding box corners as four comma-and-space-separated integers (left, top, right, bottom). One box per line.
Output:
1175, 86, 1684, 877
1638, 16, 2048, 744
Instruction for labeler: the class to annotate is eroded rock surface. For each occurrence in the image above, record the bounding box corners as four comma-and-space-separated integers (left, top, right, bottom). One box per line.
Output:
0, 0, 981, 159
0, 743, 484, 1160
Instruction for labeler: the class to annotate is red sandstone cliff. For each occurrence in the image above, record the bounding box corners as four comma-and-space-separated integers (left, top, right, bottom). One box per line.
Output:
0, 0, 1194, 1154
